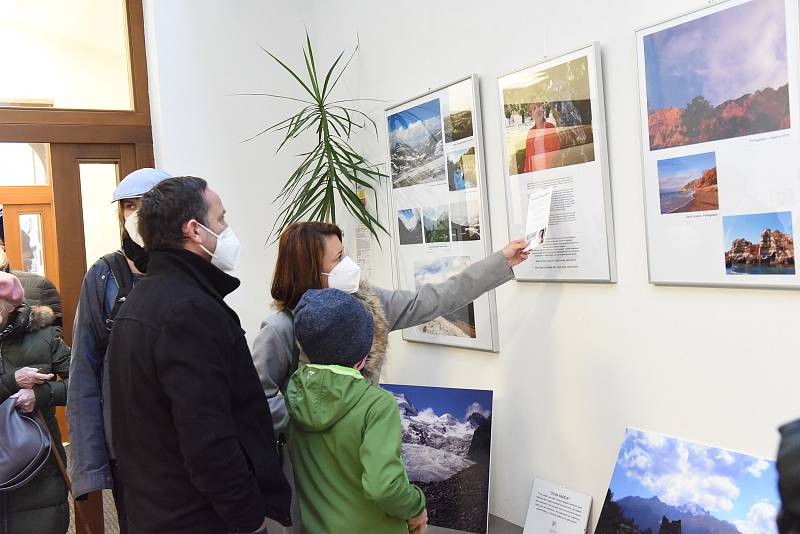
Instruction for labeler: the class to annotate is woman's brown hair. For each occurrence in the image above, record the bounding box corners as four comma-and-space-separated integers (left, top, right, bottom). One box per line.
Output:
271, 222, 343, 310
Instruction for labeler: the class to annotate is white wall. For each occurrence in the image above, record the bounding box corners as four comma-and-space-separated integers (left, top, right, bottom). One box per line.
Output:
0, 0, 131, 109
143, 0, 314, 330
144, 1, 800, 529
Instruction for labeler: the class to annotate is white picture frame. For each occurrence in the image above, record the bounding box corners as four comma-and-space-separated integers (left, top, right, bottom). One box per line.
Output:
385, 74, 500, 352
636, 0, 800, 288
498, 42, 616, 283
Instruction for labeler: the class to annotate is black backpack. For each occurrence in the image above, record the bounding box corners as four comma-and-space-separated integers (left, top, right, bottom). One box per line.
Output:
98, 251, 134, 350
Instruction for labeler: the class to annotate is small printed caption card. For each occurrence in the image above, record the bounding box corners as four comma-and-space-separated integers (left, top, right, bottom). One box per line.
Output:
523, 478, 591, 534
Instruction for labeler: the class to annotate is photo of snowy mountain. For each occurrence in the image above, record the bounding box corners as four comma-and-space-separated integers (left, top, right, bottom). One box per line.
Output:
414, 256, 477, 338
596, 428, 779, 534
388, 98, 446, 189
381, 383, 493, 534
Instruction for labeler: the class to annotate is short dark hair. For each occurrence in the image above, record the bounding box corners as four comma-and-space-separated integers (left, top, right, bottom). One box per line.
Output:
138, 176, 209, 250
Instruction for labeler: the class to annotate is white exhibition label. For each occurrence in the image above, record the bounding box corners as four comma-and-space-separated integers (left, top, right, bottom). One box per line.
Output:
524, 187, 554, 252
523, 478, 591, 534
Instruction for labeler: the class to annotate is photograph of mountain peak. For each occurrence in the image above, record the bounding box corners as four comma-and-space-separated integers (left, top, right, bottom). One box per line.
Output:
414, 256, 477, 338
596, 428, 779, 534
388, 98, 446, 189
644, 0, 790, 150
381, 383, 493, 534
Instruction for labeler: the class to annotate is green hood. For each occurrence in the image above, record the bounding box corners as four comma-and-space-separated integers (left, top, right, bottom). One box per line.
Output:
286, 364, 371, 433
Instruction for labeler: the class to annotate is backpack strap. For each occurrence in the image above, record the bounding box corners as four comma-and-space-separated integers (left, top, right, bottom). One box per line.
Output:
100, 252, 134, 334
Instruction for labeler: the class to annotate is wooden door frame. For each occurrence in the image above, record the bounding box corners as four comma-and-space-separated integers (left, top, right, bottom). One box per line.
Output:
0, 0, 152, 145
50, 143, 144, 347
0, 2, 156, 531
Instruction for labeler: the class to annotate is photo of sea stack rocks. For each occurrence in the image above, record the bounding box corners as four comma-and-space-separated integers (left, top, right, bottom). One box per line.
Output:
723, 211, 795, 275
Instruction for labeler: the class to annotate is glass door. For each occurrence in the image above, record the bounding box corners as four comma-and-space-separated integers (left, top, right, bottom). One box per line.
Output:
2, 203, 59, 286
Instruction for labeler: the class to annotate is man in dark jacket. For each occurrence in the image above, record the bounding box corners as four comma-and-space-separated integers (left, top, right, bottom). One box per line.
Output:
107, 176, 291, 534
67, 168, 171, 531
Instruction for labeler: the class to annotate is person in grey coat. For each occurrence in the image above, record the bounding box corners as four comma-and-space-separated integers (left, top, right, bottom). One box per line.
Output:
252, 222, 527, 531
252, 221, 528, 437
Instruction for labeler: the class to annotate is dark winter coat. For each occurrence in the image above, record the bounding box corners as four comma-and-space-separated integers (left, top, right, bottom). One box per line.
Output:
0, 304, 71, 534
108, 248, 291, 534
1, 265, 62, 327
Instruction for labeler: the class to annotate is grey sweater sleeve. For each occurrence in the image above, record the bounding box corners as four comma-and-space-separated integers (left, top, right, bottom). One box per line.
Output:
375, 251, 514, 332
251, 313, 294, 436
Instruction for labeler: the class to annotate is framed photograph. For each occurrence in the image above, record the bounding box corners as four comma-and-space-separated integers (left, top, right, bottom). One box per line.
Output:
596, 428, 779, 534
636, 0, 800, 288
498, 42, 616, 282
385, 75, 500, 352
381, 383, 493, 534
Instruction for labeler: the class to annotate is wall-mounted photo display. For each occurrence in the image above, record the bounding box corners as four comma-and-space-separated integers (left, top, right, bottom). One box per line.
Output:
637, 0, 800, 288
381, 383, 493, 534
596, 428, 779, 534
498, 42, 616, 282
385, 75, 499, 352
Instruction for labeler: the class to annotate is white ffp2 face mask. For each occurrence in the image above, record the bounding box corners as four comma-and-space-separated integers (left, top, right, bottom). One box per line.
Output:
197, 222, 241, 272
124, 210, 145, 247
322, 256, 361, 294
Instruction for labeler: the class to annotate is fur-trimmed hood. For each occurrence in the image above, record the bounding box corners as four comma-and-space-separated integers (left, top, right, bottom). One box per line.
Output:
0, 303, 56, 340
29, 305, 56, 331
352, 281, 389, 385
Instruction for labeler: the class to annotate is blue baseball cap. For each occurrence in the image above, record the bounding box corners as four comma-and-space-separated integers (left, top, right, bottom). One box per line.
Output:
111, 168, 172, 203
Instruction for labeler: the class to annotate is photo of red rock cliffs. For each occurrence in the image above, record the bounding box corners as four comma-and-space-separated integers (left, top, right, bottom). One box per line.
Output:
643, 0, 790, 151
723, 211, 795, 275
649, 87, 790, 150
657, 152, 718, 214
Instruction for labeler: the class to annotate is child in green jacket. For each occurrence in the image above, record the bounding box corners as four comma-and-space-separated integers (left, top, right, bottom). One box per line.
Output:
287, 288, 428, 534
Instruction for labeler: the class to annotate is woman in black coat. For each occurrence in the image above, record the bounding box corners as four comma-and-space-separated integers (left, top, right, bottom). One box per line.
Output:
0, 272, 71, 534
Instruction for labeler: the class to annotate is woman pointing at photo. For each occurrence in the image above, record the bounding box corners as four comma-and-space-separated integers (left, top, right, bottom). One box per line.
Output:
253, 222, 527, 433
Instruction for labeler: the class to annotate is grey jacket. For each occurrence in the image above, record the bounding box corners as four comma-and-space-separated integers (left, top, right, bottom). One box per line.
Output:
252, 251, 514, 435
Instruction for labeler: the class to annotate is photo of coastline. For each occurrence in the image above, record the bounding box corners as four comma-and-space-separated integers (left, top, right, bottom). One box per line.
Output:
388, 98, 446, 189
596, 428, 779, 534
723, 211, 795, 275
644, 0, 790, 150
657, 152, 718, 214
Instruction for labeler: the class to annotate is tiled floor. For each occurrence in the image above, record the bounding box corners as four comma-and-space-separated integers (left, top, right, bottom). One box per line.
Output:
429, 515, 523, 533
66, 445, 522, 534
65, 444, 120, 534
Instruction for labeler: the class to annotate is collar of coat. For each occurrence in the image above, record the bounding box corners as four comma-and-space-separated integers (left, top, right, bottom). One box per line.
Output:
0, 303, 56, 340
146, 248, 241, 300
351, 282, 389, 386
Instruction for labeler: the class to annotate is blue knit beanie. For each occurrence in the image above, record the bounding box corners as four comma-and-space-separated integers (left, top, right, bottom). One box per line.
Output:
294, 288, 374, 367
